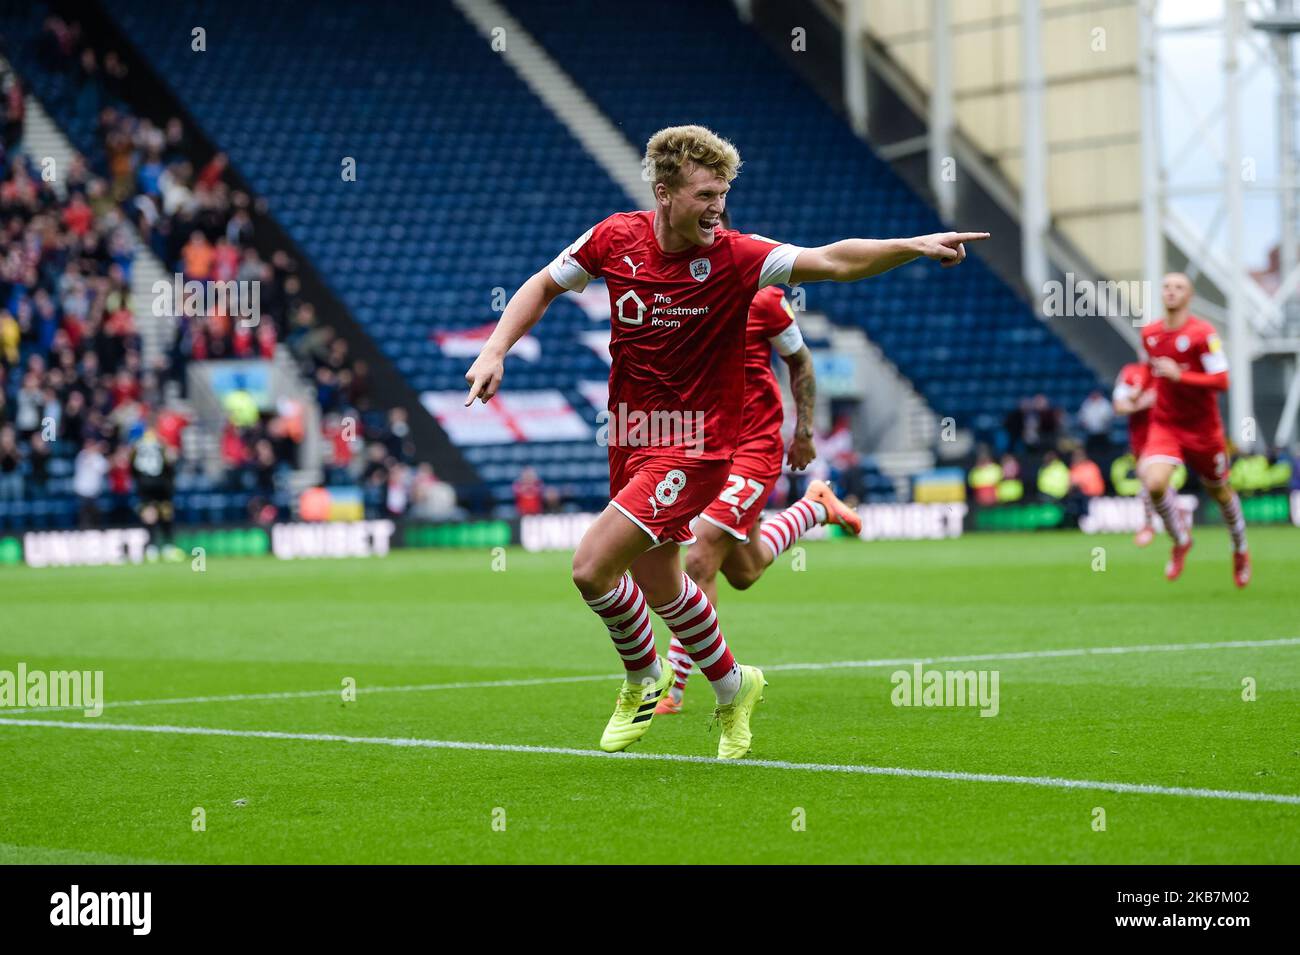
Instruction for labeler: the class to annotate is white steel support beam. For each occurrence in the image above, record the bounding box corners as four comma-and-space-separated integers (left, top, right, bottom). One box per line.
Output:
930, 0, 956, 224
1277, 357, 1300, 444
1020, 0, 1050, 307
844, 0, 869, 137
1275, 1, 1298, 284
1224, 0, 1257, 442
1138, 0, 1164, 326
1276, 356, 1300, 444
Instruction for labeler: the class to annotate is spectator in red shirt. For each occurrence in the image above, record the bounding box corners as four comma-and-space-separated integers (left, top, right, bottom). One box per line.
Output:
190, 322, 209, 360
109, 368, 140, 407
104, 306, 134, 337
1, 164, 38, 209
323, 413, 355, 478
156, 408, 189, 450
221, 421, 249, 469
107, 445, 132, 494
513, 466, 544, 516
232, 322, 254, 357
968, 447, 1001, 506
257, 321, 277, 359
62, 193, 94, 236
197, 152, 228, 191
212, 237, 239, 281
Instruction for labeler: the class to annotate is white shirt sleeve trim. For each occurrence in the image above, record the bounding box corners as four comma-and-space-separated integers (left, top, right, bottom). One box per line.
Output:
758, 244, 803, 289
547, 249, 593, 293
1201, 349, 1228, 374
769, 322, 804, 357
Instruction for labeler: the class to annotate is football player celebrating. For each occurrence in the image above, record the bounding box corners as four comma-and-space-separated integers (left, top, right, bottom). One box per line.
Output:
464, 125, 987, 757
1139, 272, 1250, 586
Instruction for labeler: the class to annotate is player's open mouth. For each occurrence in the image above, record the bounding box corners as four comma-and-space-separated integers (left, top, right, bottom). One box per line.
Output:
699, 216, 718, 231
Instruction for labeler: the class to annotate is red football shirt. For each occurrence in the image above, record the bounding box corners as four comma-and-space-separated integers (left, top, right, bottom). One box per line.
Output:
549, 211, 801, 461
1140, 315, 1228, 436
1112, 361, 1152, 452
740, 286, 802, 446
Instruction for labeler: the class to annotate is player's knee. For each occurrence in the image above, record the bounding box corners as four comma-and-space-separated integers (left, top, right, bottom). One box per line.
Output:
571, 553, 615, 599
725, 566, 760, 591
684, 548, 719, 587
1144, 473, 1169, 496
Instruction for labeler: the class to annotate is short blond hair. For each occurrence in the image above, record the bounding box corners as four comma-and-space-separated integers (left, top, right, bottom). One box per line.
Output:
642, 125, 741, 187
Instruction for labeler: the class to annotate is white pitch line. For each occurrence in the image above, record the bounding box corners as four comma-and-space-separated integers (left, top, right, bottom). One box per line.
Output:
3, 636, 1297, 716
1, 717, 1297, 807
0, 674, 616, 716
768, 636, 1300, 672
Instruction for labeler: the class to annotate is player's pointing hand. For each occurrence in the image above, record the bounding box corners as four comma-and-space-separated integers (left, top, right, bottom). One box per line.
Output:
917, 231, 990, 268
464, 353, 504, 405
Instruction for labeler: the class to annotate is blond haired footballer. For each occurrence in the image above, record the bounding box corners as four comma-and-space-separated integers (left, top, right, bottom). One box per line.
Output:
465, 126, 988, 758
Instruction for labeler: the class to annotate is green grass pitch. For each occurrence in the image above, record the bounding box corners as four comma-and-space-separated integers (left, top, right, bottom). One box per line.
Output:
1, 527, 1297, 864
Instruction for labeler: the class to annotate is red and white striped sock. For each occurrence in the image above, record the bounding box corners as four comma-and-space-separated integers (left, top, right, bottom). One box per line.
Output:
1138, 485, 1156, 529
1218, 490, 1248, 554
585, 573, 660, 678
758, 498, 825, 561
666, 636, 693, 702
1151, 487, 1189, 545
651, 574, 740, 704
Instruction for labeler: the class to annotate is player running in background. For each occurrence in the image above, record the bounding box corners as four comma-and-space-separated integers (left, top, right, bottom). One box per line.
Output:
1112, 358, 1158, 547
464, 125, 987, 758
1139, 272, 1250, 587
656, 213, 862, 714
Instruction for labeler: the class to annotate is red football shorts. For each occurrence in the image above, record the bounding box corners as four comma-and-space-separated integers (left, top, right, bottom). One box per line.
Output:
696, 433, 784, 541
1140, 420, 1229, 486
1129, 421, 1149, 459
608, 447, 730, 546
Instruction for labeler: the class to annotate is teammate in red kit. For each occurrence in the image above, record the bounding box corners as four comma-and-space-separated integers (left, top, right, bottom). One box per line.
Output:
655, 215, 862, 715
1112, 359, 1158, 546
464, 125, 988, 757
1139, 272, 1250, 587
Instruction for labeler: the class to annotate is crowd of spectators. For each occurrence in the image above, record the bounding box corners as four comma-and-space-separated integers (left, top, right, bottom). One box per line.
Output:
4, 17, 464, 524
0, 55, 176, 522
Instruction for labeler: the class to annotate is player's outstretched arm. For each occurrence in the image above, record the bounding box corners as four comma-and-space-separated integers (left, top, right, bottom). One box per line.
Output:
789, 232, 990, 284
464, 269, 567, 405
